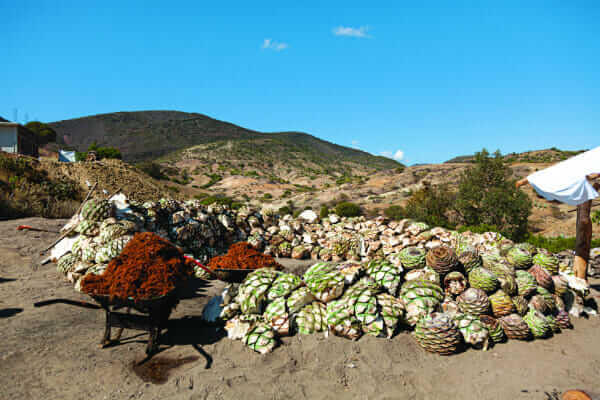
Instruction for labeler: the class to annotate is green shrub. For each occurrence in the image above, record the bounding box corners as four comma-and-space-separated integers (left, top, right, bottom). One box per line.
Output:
336, 175, 353, 185
88, 142, 122, 160
320, 205, 330, 219
25, 121, 56, 144
75, 151, 87, 161
75, 142, 122, 160
293, 184, 316, 193
201, 173, 222, 189
454, 149, 531, 241
592, 210, 600, 224
525, 234, 600, 254
384, 205, 405, 220
404, 183, 454, 228
136, 162, 168, 180
335, 202, 362, 217
198, 194, 240, 209
278, 206, 292, 215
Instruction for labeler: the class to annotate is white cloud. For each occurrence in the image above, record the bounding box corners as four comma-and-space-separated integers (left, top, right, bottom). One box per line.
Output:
393, 150, 404, 161
380, 149, 404, 161
333, 26, 371, 38
262, 38, 288, 51
351, 140, 360, 149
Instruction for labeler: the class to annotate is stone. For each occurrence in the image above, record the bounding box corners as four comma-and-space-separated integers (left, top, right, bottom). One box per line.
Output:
298, 210, 319, 224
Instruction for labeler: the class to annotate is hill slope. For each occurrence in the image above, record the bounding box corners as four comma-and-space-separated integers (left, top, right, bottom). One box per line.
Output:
48, 111, 401, 172
445, 148, 586, 164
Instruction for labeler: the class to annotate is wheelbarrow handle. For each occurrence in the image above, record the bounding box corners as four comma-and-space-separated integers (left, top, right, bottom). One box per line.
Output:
17, 225, 60, 233
183, 255, 218, 278
34, 298, 101, 310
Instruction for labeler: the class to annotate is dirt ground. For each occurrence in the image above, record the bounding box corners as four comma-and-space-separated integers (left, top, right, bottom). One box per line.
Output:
2, 218, 600, 400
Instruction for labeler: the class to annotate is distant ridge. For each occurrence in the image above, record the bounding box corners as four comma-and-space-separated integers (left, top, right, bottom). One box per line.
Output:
48, 111, 402, 171
445, 148, 586, 164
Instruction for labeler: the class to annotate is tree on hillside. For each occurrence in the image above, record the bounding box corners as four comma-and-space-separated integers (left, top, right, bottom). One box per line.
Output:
404, 182, 455, 228
24, 121, 56, 144
75, 141, 122, 161
454, 149, 531, 240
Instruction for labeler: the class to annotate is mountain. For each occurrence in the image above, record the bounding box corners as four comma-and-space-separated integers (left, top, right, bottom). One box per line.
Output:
48, 111, 401, 172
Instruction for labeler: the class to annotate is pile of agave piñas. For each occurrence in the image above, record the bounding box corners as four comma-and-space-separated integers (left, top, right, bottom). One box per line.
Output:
55, 196, 247, 289
54, 194, 590, 348
204, 238, 589, 355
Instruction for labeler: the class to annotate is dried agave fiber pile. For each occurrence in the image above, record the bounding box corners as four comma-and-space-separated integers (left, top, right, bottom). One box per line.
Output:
204, 238, 590, 355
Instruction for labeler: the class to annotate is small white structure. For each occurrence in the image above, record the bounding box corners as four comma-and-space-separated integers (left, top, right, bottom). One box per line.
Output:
58, 150, 76, 162
0, 121, 19, 153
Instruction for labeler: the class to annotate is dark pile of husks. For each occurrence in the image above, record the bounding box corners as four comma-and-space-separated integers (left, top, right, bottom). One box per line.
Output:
207, 242, 282, 271
81, 232, 193, 300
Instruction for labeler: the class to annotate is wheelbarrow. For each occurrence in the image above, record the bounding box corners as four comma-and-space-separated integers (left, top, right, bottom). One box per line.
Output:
34, 288, 181, 355
34, 258, 253, 355
184, 256, 255, 283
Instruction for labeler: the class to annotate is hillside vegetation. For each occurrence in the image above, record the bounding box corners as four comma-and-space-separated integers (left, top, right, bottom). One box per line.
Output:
445, 148, 586, 164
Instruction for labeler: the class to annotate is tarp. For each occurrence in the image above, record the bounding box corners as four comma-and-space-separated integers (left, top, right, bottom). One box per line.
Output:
58, 150, 76, 162
527, 146, 600, 206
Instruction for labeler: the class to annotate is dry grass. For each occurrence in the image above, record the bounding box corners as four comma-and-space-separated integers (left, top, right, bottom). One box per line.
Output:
0, 191, 80, 219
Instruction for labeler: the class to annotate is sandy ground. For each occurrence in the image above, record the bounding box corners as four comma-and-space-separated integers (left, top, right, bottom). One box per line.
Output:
1, 218, 600, 400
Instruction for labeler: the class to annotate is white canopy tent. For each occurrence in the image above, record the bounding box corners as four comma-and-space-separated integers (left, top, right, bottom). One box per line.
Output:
526, 146, 600, 206
517, 146, 600, 280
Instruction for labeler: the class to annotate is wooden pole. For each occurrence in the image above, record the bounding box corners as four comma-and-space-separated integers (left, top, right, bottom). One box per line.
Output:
574, 200, 592, 281
515, 177, 529, 188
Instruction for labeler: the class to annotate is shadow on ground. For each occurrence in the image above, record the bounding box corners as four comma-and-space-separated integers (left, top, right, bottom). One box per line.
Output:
177, 278, 211, 301
0, 308, 23, 318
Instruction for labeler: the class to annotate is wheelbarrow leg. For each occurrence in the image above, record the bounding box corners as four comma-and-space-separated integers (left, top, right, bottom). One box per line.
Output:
101, 308, 112, 347
146, 326, 160, 355
112, 307, 129, 342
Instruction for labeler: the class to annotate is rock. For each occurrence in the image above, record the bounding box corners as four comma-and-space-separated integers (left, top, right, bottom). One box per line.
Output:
298, 209, 319, 224
225, 316, 255, 340
202, 296, 224, 324
292, 245, 310, 259
329, 214, 340, 224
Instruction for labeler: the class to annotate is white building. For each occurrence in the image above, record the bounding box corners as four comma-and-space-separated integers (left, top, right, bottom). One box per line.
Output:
0, 119, 38, 156
0, 121, 19, 153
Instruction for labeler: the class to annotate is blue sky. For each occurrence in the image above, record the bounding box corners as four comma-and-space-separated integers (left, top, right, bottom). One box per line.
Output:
2, 1, 599, 164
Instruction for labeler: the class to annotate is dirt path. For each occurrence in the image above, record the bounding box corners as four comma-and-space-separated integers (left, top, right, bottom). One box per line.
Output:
1, 218, 599, 400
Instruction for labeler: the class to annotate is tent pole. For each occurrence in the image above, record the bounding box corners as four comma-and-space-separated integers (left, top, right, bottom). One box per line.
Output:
574, 200, 592, 281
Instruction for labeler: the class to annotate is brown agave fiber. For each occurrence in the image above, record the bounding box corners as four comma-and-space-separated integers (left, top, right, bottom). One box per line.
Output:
426, 245, 458, 275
